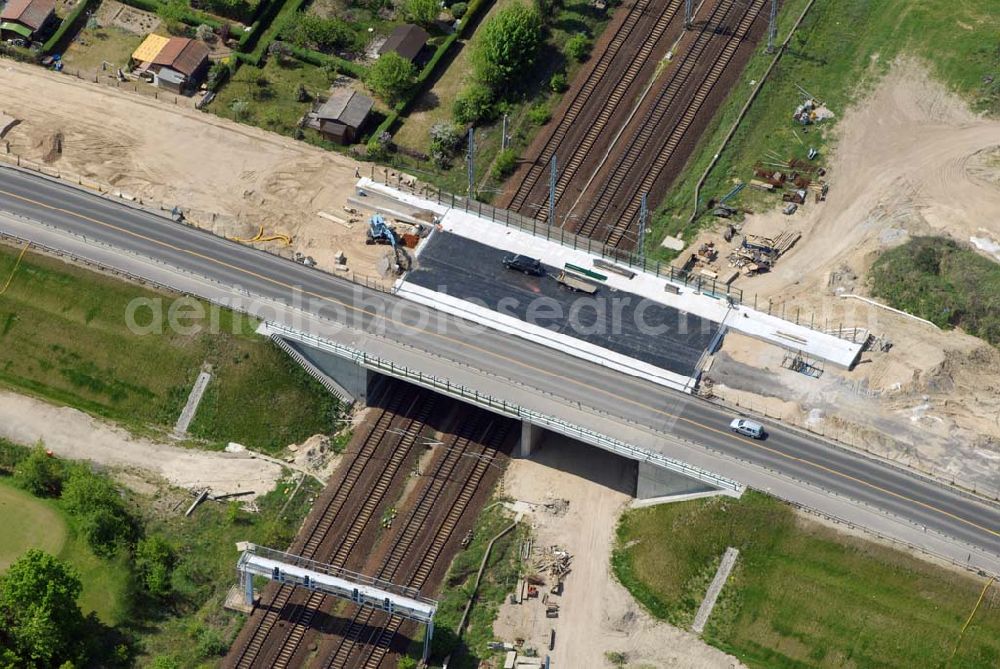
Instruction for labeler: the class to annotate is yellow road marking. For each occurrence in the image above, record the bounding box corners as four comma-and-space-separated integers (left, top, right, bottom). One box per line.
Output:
2, 185, 998, 540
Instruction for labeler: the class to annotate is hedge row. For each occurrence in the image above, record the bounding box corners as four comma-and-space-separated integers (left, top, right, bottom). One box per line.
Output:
237, 0, 299, 58
114, 0, 246, 33
43, 0, 101, 55
372, 0, 491, 137
288, 44, 366, 79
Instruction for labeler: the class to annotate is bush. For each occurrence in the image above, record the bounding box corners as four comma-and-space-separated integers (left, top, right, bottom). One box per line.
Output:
195, 627, 227, 658
201, 0, 253, 22
206, 61, 231, 92
870, 236, 1000, 344
527, 102, 551, 126
195, 23, 214, 41
429, 122, 463, 168
450, 1, 467, 18
565, 33, 591, 62
492, 148, 518, 179
472, 2, 543, 89
14, 445, 64, 497
61, 471, 136, 557
135, 535, 176, 599
453, 82, 497, 125
230, 98, 251, 120
401, 0, 439, 26
549, 71, 567, 92
367, 132, 393, 162
367, 51, 418, 105
0, 439, 27, 474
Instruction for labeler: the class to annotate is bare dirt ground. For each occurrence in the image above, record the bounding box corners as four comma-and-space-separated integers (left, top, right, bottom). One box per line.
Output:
689, 60, 1000, 496
494, 435, 744, 669
0, 60, 401, 278
0, 389, 285, 497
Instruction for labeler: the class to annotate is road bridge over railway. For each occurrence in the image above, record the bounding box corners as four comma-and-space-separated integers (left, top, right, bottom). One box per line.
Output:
1, 165, 999, 575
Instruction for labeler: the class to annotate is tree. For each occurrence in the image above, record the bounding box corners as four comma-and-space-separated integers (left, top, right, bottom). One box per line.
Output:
156, 0, 190, 35
401, 0, 439, 26
207, 61, 230, 92
135, 536, 175, 599
0, 550, 85, 667
14, 444, 64, 497
450, 1, 467, 19
367, 52, 417, 106
472, 2, 543, 89
452, 82, 496, 125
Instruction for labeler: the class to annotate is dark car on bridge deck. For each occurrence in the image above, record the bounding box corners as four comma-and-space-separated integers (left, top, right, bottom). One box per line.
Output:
502, 254, 545, 276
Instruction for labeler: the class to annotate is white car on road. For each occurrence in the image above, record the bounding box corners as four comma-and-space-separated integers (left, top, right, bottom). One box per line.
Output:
730, 418, 766, 439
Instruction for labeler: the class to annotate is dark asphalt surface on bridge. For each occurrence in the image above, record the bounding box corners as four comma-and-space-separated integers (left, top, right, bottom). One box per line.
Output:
1, 166, 998, 562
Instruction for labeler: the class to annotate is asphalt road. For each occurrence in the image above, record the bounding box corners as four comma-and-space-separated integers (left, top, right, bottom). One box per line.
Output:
1, 166, 998, 562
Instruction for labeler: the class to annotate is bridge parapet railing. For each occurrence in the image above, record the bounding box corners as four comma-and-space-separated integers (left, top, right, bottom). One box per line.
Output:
267, 323, 745, 495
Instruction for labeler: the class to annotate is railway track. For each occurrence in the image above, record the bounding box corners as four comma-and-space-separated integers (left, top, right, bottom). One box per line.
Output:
576, 0, 766, 244
505, 0, 681, 214
322, 415, 512, 669
267, 394, 438, 669
227, 387, 436, 669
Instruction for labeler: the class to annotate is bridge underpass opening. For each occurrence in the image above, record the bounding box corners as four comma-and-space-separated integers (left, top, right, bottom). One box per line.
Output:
520, 422, 727, 501
266, 325, 744, 501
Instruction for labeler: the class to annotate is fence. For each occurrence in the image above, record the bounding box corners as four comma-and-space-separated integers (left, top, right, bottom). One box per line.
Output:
56, 67, 201, 108
2, 226, 995, 577
423, 184, 745, 304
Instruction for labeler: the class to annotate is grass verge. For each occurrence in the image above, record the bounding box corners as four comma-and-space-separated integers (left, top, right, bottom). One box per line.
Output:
869, 236, 1000, 345
652, 0, 1000, 255
134, 474, 322, 666
612, 491, 1000, 669
430, 501, 526, 668
0, 242, 341, 453
208, 56, 340, 137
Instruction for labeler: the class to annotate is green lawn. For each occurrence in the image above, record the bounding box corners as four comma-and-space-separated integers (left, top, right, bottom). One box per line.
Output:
612, 492, 1000, 669
0, 478, 67, 569
209, 56, 345, 139
0, 243, 341, 452
429, 501, 525, 668
651, 0, 1000, 255
0, 478, 129, 624
60, 26, 144, 73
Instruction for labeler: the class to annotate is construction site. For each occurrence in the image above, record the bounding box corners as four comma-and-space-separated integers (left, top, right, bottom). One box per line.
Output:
1, 0, 999, 654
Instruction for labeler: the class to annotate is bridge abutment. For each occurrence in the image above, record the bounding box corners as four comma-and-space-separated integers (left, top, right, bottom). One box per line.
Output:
635, 459, 721, 500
